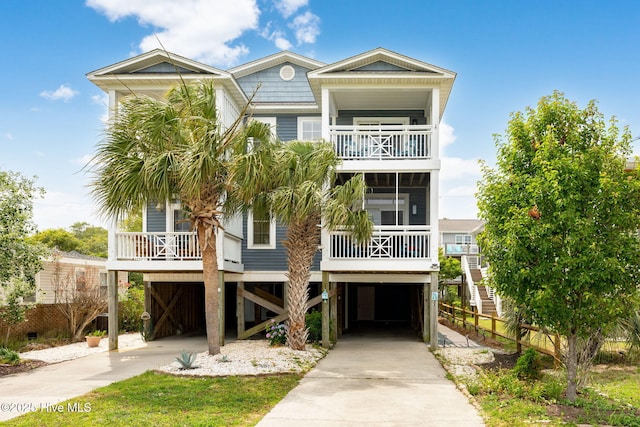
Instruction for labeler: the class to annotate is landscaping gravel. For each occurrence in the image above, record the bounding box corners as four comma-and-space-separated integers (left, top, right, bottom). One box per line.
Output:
157, 340, 327, 376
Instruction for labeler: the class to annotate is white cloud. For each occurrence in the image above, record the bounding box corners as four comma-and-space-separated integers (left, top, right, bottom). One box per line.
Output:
437, 121, 481, 218
290, 11, 320, 45
71, 154, 97, 167
274, 0, 307, 18
40, 84, 79, 102
275, 36, 293, 50
440, 157, 482, 181
4, 133, 13, 140
439, 121, 456, 152
33, 191, 107, 231
87, 0, 260, 66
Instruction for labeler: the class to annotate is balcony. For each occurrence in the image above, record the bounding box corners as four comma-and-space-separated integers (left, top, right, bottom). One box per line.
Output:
109, 232, 243, 272
330, 125, 432, 160
322, 225, 435, 272
443, 243, 479, 257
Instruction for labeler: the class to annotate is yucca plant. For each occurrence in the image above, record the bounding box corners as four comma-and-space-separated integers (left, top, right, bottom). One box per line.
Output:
175, 351, 198, 370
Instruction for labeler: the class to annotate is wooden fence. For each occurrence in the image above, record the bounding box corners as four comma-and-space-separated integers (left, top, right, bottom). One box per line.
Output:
439, 302, 562, 366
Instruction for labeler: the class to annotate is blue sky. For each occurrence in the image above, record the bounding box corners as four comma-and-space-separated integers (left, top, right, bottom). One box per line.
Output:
2, 0, 639, 230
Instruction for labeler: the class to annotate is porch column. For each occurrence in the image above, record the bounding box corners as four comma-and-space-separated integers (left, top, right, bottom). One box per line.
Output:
107, 270, 118, 350
322, 271, 330, 348
237, 282, 245, 339
330, 281, 338, 341
430, 272, 439, 350
423, 282, 429, 343
321, 87, 330, 141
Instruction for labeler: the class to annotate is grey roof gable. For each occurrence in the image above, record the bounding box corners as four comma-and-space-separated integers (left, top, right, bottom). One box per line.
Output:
135, 62, 199, 74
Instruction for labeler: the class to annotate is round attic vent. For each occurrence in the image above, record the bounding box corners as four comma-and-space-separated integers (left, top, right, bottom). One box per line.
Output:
280, 65, 295, 81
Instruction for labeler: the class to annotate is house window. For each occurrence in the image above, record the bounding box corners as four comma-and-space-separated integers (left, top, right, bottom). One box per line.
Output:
455, 234, 473, 245
248, 210, 276, 249
297, 117, 322, 141
75, 268, 87, 291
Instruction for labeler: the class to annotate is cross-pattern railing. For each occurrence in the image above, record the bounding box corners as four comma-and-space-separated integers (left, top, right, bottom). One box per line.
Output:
115, 232, 201, 260
329, 226, 430, 259
330, 125, 432, 160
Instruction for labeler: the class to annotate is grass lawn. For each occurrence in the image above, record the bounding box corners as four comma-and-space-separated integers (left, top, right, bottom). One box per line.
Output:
2, 371, 301, 427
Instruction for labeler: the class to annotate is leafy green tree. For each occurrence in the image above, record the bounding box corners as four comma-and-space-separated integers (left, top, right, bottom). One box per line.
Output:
477, 91, 640, 402
230, 139, 373, 350
90, 80, 269, 355
437, 248, 463, 304
28, 228, 82, 252
0, 170, 46, 343
69, 222, 108, 258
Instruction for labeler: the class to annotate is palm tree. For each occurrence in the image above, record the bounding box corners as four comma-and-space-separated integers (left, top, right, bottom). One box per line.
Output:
231, 139, 373, 350
90, 80, 270, 355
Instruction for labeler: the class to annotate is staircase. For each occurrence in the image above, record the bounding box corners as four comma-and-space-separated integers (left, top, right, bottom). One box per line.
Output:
464, 261, 498, 316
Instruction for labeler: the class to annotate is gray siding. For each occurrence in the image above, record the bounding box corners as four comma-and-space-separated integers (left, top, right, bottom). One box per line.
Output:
354, 61, 410, 72
241, 214, 321, 271
136, 62, 197, 74
336, 110, 427, 125
252, 114, 319, 142
236, 63, 315, 103
146, 201, 166, 232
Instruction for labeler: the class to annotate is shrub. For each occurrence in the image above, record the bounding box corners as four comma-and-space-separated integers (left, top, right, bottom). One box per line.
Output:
119, 286, 145, 332
265, 320, 287, 346
513, 348, 540, 380
0, 347, 20, 365
306, 310, 322, 343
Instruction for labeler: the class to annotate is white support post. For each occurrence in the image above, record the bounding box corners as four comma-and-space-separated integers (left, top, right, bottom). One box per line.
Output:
430, 169, 440, 261
431, 87, 440, 160
321, 88, 330, 141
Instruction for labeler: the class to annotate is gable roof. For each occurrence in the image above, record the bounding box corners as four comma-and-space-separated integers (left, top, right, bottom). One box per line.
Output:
228, 51, 325, 78
307, 47, 456, 119
439, 219, 485, 234
87, 49, 247, 104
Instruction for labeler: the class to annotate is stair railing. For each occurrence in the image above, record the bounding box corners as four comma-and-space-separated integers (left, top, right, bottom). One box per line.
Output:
461, 255, 483, 314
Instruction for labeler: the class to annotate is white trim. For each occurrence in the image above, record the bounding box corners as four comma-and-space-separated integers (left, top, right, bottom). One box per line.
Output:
247, 210, 276, 249
297, 116, 322, 141
253, 117, 277, 137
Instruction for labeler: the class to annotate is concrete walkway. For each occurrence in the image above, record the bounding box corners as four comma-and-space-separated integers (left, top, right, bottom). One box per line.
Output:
257, 326, 485, 427
0, 335, 206, 421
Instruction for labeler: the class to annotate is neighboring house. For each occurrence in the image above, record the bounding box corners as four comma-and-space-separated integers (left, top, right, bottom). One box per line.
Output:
439, 219, 484, 259
440, 220, 502, 317
0, 251, 127, 340
87, 47, 456, 347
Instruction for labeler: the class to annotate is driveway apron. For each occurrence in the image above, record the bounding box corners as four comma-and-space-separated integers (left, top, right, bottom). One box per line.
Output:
257, 329, 485, 426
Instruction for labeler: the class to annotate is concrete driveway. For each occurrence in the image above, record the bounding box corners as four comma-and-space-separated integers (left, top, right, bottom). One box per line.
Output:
257, 328, 485, 426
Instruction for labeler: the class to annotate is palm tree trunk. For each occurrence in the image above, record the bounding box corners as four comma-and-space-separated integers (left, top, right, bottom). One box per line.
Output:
198, 224, 220, 355
283, 214, 320, 351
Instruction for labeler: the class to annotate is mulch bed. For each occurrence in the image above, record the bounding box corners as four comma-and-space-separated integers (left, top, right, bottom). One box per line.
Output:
0, 360, 49, 377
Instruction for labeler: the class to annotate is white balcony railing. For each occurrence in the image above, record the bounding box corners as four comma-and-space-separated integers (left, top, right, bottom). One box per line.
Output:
329, 226, 430, 260
444, 243, 479, 256
330, 125, 432, 160
115, 232, 201, 260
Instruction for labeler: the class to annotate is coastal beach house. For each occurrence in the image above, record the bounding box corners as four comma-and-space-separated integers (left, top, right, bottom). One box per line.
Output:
87, 48, 456, 348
